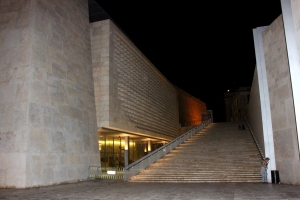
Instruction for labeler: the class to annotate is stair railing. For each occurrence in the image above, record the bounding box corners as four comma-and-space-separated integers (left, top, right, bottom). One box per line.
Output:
123, 118, 212, 181
244, 117, 265, 160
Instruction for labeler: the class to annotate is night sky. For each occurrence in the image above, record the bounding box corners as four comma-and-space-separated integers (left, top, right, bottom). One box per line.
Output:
95, 1, 283, 122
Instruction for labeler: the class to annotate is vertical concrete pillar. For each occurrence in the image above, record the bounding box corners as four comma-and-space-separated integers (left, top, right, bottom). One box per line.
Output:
253, 27, 276, 182
0, 0, 99, 188
124, 136, 129, 166
281, 0, 300, 153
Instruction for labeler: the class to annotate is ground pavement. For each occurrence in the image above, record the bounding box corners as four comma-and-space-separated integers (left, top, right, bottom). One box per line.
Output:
1, 180, 300, 200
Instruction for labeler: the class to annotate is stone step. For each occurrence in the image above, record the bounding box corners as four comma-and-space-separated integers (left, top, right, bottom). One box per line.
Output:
137, 172, 261, 176
131, 173, 262, 177
148, 165, 259, 168
129, 180, 261, 183
143, 170, 260, 173
132, 176, 261, 178
150, 162, 260, 166
128, 122, 262, 183
132, 177, 262, 180
129, 179, 262, 183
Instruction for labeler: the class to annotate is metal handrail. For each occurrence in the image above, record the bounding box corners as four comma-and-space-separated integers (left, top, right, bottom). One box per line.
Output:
123, 118, 212, 181
244, 117, 264, 160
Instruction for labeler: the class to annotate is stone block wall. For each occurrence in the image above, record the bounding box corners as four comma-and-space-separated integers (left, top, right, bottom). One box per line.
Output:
91, 20, 179, 140
246, 68, 264, 156
0, 0, 99, 188
0, 0, 33, 188
262, 15, 299, 184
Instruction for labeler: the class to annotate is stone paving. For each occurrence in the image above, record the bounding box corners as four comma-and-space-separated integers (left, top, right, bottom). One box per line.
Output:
1, 179, 300, 200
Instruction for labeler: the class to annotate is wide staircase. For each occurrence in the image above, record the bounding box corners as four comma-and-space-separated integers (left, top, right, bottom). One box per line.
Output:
128, 122, 262, 183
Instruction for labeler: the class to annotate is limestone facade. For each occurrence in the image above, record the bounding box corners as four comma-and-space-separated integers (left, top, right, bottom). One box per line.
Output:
261, 15, 299, 184
248, 1, 300, 185
91, 20, 179, 141
246, 68, 264, 156
0, 0, 99, 188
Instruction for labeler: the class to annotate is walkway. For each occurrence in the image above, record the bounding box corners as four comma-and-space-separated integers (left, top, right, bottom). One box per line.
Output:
1, 180, 300, 199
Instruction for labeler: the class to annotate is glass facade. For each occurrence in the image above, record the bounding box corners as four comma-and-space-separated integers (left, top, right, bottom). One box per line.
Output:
99, 134, 167, 173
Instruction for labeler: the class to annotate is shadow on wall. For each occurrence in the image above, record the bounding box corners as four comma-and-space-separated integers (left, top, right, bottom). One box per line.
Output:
175, 86, 207, 127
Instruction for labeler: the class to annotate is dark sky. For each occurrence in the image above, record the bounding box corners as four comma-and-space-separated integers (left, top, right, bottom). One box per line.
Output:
95, 1, 283, 122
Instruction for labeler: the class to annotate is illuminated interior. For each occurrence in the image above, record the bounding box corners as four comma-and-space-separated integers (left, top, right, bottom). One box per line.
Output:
98, 129, 168, 170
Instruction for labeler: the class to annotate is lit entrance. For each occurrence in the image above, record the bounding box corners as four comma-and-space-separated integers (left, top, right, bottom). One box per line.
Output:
98, 129, 169, 179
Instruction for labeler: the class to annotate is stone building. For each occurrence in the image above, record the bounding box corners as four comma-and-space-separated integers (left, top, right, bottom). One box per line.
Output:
0, 0, 99, 188
0, 0, 206, 188
224, 87, 250, 122
91, 19, 180, 170
247, 0, 300, 185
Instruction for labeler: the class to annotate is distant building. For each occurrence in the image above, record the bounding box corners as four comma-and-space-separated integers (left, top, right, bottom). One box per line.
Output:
224, 87, 250, 122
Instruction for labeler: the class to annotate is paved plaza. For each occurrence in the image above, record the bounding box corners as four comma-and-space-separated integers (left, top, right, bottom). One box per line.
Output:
1, 179, 300, 200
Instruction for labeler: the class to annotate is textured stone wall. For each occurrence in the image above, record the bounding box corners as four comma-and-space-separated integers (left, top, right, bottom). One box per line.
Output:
91, 20, 179, 140
246, 68, 264, 156
262, 15, 299, 184
0, 0, 99, 188
176, 87, 206, 127
0, 0, 33, 188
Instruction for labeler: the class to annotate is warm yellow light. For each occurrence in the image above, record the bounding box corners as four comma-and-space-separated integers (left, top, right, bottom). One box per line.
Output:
124, 136, 128, 150
148, 140, 151, 151
98, 141, 101, 150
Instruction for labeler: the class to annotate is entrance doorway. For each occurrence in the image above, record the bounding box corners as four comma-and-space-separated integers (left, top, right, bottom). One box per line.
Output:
98, 130, 169, 179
